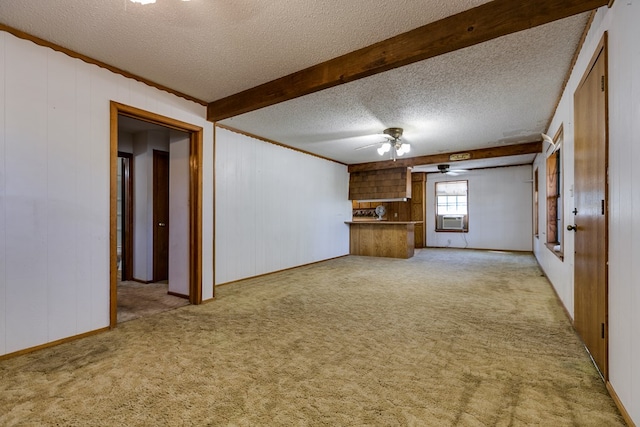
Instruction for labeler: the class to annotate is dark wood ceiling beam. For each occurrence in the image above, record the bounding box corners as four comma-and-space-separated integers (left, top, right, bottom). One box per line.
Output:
207, 0, 609, 121
347, 141, 542, 173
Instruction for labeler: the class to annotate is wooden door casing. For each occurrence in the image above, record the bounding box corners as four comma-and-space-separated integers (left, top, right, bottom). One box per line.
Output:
573, 35, 608, 378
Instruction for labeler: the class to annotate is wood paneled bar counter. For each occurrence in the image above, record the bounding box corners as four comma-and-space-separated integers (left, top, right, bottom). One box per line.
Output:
345, 221, 422, 259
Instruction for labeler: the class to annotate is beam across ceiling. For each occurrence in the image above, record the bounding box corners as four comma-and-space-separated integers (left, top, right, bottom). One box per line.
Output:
207, 0, 609, 121
347, 141, 542, 173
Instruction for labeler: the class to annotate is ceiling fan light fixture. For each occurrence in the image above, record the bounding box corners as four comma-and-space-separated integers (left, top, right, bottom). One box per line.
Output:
383, 127, 403, 140
401, 143, 410, 154
377, 142, 391, 155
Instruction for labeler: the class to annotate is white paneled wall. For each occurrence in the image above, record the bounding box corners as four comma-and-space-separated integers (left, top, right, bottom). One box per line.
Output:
46, 45, 81, 342
133, 135, 150, 281
5, 36, 49, 352
0, 32, 6, 355
532, 146, 575, 317
534, 3, 640, 423
215, 128, 351, 285
426, 165, 533, 251
0, 30, 214, 356
608, 4, 640, 420
168, 131, 190, 296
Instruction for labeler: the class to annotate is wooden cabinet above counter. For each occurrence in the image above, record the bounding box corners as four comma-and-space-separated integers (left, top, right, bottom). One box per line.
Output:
348, 167, 411, 201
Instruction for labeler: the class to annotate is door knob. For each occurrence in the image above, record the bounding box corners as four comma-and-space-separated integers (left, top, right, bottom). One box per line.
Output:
567, 224, 577, 232
158, 222, 166, 227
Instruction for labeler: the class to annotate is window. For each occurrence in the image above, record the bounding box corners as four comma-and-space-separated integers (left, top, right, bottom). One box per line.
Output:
546, 128, 563, 256
435, 180, 468, 231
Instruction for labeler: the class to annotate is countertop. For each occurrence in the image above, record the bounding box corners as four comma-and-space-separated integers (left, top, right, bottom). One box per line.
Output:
345, 220, 423, 225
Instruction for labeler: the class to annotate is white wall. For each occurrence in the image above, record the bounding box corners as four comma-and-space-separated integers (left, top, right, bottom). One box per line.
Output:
168, 131, 190, 296
215, 127, 351, 285
426, 165, 533, 251
532, 149, 575, 317
0, 30, 214, 356
118, 131, 133, 154
534, 3, 640, 423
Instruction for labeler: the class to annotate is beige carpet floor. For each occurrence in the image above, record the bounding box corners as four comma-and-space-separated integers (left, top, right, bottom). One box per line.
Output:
0, 249, 625, 426
117, 280, 189, 323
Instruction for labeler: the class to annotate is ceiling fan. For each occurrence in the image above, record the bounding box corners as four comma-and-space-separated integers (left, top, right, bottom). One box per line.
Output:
437, 164, 468, 176
355, 127, 411, 161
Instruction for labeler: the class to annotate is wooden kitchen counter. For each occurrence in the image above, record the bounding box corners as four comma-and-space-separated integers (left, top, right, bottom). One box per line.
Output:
345, 221, 422, 259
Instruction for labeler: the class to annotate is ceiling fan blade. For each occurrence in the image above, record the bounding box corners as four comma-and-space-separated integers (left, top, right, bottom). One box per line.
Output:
354, 142, 381, 150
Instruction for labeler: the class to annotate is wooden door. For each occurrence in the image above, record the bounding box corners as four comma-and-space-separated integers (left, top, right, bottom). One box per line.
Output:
153, 150, 170, 282
573, 38, 608, 378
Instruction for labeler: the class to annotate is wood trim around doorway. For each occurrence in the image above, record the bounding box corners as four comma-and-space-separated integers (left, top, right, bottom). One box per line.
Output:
109, 101, 204, 328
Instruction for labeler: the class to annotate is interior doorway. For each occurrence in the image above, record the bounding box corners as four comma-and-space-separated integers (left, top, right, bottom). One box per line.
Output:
110, 102, 204, 327
572, 34, 608, 378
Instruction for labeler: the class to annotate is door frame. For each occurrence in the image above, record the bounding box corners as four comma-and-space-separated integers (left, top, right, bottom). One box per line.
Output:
110, 101, 203, 328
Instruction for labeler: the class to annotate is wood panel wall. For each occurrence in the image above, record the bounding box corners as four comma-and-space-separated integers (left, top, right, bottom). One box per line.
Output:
349, 167, 412, 200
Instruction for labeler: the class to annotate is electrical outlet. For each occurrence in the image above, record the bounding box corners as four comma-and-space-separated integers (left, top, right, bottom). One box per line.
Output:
394, 213, 398, 218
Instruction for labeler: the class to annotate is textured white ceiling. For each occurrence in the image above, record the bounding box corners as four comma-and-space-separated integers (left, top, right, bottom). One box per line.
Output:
411, 154, 538, 174
221, 14, 589, 165
0, 0, 491, 101
0, 1, 591, 167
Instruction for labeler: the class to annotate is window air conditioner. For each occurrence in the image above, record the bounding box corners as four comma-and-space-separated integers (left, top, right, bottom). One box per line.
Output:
442, 215, 464, 230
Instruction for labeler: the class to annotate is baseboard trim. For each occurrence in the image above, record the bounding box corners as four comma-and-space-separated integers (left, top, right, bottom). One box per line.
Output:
425, 246, 533, 254
536, 259, 634, 427
606, 381, 636, 427
131, 278, 154, 284
215, 254, 349, 287
0, 327, 111, 361
537, 263, 574, 324
167, 291, 189, 299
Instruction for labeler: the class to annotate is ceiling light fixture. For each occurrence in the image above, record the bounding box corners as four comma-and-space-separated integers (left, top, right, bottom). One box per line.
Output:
378, 127, 410, 161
